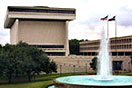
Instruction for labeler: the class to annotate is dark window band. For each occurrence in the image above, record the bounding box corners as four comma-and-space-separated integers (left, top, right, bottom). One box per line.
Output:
31, 45, 64, 48
9, 8, 75, 14
46, 52, 65, 56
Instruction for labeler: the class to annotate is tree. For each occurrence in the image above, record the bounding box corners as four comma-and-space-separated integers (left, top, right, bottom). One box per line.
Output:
16, 42, 57, 81
0, 44, 17, 83
69, 39, 80, 55
69, 39, 88, 55
0, 44, 5, 76
130, 55, 132, 66
0, 42, 57, 83
90, 57, 97, 71
49, 60, 57, 73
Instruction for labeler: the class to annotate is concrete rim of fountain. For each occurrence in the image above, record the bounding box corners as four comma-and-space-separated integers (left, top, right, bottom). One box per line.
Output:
54, 75, 132, 88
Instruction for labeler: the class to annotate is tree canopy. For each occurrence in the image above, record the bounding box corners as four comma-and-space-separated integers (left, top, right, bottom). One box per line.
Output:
90, 57, 97, 71
0, 42, 57, 83
69, 39, 88, 55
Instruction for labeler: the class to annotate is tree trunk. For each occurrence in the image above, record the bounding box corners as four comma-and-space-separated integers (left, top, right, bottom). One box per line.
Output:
15, 71, 18, 77
27, 73, 31, 82
8, 73, 12, 84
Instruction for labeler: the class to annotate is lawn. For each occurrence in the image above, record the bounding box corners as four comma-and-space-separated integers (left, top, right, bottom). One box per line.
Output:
0, 73, 88, 88
0, 72, 131, 88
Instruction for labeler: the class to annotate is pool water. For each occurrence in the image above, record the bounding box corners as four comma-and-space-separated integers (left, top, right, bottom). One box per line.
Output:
55, 75, 132, 86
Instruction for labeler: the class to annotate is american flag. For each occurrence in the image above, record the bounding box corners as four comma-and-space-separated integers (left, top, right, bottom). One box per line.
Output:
108, 16, 116, 21
100, 15, 108, 21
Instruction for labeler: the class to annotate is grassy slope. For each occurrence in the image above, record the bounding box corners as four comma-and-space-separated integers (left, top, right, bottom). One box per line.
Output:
0, 73, 87, 88
0, 72, 131, 88
0, 80, 52, 88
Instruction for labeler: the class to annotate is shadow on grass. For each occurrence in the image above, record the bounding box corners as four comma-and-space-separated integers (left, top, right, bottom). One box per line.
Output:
0, 76, 52, 85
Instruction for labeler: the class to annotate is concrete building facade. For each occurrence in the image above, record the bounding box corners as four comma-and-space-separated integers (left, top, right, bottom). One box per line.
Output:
4, 6, 132, 73
80, 36, 132, 71
4, 6, 76, 56
80, 36, 132, 56
4, 6, 93, 73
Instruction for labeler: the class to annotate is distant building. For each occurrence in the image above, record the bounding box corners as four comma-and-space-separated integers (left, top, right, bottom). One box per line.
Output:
80, 35, 132, 56
4, 6, 76, 56
80, 36, 132, 71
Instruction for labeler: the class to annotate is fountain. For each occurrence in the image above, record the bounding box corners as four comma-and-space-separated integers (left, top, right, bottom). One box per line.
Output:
53, 27, 132, 88
96, 28, 112, 80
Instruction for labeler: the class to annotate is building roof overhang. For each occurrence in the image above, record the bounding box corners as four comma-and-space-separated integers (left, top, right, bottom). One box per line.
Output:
4, 6, 76, 28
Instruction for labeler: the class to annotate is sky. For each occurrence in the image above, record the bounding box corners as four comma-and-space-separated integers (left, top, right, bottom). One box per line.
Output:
0, 0, 132, 45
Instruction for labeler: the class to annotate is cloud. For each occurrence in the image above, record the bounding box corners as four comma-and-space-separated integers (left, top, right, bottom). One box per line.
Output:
0, 28, 10, 45
0, 0, 132, 44
77, 14, 104, 30
118, 6, 132, 27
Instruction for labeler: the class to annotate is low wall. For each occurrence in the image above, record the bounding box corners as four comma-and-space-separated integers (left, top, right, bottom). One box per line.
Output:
49, 55, 131, 73
49, 55, 94, 73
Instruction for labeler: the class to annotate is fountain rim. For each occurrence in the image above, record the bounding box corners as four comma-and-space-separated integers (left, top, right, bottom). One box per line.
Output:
54, 75, 132, 87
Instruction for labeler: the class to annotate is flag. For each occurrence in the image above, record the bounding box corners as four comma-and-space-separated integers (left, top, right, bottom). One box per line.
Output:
100, 15, 108, 21
108, 16, 116, 21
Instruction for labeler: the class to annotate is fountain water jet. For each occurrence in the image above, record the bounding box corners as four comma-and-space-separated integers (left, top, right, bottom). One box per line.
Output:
53, 27, 132, 88
96, 27, 112, 80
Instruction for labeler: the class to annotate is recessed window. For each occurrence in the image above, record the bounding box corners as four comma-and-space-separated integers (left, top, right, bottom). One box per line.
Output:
9, 8, 75, 14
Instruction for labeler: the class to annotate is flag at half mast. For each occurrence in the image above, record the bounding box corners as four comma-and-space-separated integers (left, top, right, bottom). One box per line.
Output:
100, 15, 108, 21
108, 16, 116, 21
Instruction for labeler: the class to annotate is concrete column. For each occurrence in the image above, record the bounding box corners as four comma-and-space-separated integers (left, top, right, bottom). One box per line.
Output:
123, 52, 125, 56
16, 19, 19, 44
10, 19, 19, 44
65, 21, 69, 56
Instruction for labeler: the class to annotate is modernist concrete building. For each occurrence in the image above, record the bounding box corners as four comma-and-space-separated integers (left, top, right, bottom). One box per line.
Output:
4, 6, 76, 56
4, 6, 132, 73
80, 36, 132, 71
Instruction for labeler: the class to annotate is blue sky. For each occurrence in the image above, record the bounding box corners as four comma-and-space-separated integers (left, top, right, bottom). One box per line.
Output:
0, 0, 132, 45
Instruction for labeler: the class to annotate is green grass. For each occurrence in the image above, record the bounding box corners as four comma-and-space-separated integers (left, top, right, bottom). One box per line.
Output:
118, 72, 132, 76
0, 72, 132, 88
0, 73, 88, 88
0, 80, 52, 88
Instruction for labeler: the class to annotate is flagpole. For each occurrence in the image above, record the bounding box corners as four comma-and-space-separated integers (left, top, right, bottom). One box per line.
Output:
115, 19, 117, 56
100, 15, 108, 39
107, 21, 109, 40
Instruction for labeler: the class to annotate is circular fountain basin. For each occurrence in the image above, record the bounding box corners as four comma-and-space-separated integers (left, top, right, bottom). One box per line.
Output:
54, 75, 132, 88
